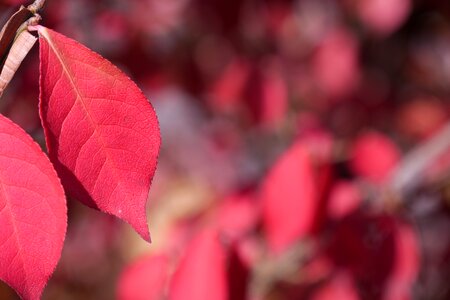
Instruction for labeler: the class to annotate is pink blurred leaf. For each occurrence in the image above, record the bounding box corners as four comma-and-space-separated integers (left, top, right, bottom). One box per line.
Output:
350, 131, 400, 183
169, 229, 228, 300
312, 29, 360, 99
117, 254, 169, 300
37, 26, 161, 241
261, 60, 288, 126
0, 114, 66, 300
261, 142, 317, 253
215, 193, 259, 241
385, 222, 420, 300
357, 0, 411, 35
327, 181, 361, 219
209, 58, 250, 110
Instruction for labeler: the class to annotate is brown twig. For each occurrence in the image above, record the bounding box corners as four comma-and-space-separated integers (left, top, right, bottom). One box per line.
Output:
0, 30, 37, 96
27, 0, 46, 13
0, 7, 33, 73
0, 1, 43, 96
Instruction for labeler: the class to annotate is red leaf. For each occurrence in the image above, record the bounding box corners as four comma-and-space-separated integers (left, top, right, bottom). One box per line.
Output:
37, 26, 161, 241
312, 28, 360, 99
0, 114, 66, 300
261, 142, 317, 254
117, 254, 169, 300
168, 229, 228, 300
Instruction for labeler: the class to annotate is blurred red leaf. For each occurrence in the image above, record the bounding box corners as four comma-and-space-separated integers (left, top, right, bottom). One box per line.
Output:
37, 26, 161, 241
350, 131, 400, 183
328, 214, 393, 289
0, 114, 66, 300
117, 254, 169, 300
312, 29, 360, 99
261, 141, 317, 254
260, 60, 288, 126
209, 58, 250, 110
384, 222, 420, 300
210, 57, 288, 126
327, 181, 361, 219
169, 229, 228, 300
215, 193, 259, 242
328, 213, 419, 299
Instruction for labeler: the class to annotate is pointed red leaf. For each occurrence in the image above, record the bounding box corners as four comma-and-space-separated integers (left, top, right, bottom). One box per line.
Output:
117, 254, 169, 300
37, 26, 161, 241
169, 229, 228, 300
0, 114, 66, 300
261, 142, 317, 254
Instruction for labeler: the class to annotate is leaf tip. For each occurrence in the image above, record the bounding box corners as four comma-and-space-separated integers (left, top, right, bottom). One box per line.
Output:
125, 212, 152, 243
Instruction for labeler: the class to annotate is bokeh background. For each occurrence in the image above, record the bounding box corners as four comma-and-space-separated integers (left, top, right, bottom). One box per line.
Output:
0, 0, 449, 299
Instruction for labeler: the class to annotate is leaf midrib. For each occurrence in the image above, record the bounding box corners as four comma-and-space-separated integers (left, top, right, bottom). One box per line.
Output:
40, 28, 122, 199
0, 173, 27, 286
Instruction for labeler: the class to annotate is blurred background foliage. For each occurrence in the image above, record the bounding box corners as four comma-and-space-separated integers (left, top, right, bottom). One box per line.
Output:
0, 0, 449, 299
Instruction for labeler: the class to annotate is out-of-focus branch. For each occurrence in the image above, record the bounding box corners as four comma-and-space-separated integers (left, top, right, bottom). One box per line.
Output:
389, 121, 450, 196
250, 242, 312, 298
